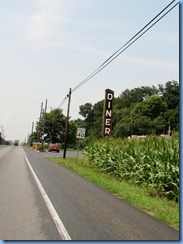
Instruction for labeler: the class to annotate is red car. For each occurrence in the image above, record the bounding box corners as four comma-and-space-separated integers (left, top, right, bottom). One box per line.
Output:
48, 144, 60, 153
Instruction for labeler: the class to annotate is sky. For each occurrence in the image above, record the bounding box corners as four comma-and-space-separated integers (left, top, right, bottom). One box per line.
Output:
0, 0, 179, 142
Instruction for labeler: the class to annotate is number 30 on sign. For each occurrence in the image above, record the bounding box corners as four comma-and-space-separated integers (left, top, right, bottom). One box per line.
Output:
76, 128, 86, 139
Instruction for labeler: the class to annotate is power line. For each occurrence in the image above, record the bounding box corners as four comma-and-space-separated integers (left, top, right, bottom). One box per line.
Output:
58, 0, 178, 107
92, 0, 177, 71
71, 0, 178, 94
58, 96, 67, 109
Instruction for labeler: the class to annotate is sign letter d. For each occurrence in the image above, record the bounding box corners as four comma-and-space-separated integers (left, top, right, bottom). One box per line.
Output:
107, 93, 113, 100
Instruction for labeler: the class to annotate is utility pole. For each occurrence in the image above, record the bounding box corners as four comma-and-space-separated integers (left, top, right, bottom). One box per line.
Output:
27, 132, 29, 145
37, 102, 43, 142
63, 88, 72, 159
29, 121, 34, 146
42, 99, 47, 150
0, 125, 4, 145
31, 121, 34, 134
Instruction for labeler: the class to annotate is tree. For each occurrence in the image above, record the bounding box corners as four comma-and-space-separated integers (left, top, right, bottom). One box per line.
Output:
77, 81, 179, 139
164, 108, 179, 132
159, 80, 179, 110
159, 80, 179, 132
79, 103, 94, 136
67, 120, 77, 148
138, 95, 167, 119
79, 103, 93, 118
117, 86, 159, 109
90, 100, 104, 137
133, 115, 153, 135
36, 108, 66, 143
74, 118, 85, 128
28, 132, 37, 146
113, 107, 132, 137
132, 95, 167, 135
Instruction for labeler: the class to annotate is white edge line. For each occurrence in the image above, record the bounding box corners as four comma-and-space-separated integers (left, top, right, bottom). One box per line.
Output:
23, 150, 71, 240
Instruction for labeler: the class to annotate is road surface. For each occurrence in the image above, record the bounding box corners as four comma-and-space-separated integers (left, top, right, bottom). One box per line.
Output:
40, 149, 83, 159
0, 145, 179, 240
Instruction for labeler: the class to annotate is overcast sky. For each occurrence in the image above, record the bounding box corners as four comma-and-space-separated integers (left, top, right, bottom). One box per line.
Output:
0, 0, 179, 142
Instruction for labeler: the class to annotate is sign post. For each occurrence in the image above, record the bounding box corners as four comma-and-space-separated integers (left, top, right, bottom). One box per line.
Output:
76, 128, 86, 162
102, 89, 114, 137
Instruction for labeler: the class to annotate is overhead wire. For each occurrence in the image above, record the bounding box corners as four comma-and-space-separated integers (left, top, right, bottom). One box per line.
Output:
93, 0, 177, 70
58, 0, 178, 107
71, 0, 178, 94
72, 1, 179, 93
58, 96, 67, 108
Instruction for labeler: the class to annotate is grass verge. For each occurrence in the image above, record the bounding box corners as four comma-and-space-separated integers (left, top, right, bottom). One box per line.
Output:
51, 157, 179, 229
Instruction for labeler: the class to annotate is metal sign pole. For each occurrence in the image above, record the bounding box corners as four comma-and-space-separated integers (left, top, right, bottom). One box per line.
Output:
76, 138, 81, 163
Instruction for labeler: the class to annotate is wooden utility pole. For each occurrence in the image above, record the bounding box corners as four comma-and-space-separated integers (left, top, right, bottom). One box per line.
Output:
63, 88, 72, 159
37, 102, 43, 142
31, 121, 34, 134
27, 132, 29, 145
41, 99, 47, 150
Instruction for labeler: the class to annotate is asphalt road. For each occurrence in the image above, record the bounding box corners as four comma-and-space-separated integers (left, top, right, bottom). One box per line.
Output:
40, 149, 83, 159
0, 145, 61, 240
0, 145, 179, 240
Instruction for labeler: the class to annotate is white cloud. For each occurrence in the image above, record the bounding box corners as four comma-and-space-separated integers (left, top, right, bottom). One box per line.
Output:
25, 0, 91, 41
26, 0, 63, 40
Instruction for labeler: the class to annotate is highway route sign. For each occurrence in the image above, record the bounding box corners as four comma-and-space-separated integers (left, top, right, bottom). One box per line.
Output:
76, 128, 86, 139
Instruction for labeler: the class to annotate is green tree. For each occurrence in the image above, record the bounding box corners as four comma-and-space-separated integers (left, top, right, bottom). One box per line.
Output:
28, 132, 37, 146
164, 108, 179, 132
113, 108, 132, 137
79, 103, 93, 118
117, 86, 159, 109
132, 96, 167, 135
79, 103, 94, 136
139, 95, 167, 119
37, 108, 66, 143
74, 118, 86, 128
91, 100, 104, 137
159, 80, 179, 110
134, 115, 153, 135
159, 80, 179, 132
77, 81, 179, 139
67, 120, 77, 148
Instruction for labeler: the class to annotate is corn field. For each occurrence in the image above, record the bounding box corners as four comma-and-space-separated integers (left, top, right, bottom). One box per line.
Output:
84, 135, 179, 202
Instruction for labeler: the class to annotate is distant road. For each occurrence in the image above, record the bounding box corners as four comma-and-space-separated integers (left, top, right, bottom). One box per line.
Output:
0, 145, 179, 240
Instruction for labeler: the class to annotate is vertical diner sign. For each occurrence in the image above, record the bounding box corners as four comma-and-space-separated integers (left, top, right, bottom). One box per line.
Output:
102, 89, 114, 136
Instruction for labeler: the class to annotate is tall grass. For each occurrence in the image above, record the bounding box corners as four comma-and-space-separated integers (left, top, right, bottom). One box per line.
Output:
84, 135, 179, 202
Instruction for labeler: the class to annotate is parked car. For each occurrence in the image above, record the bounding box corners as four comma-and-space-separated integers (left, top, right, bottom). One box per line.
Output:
48, 144, 60, 153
